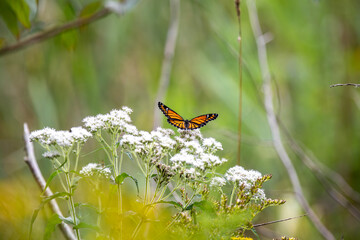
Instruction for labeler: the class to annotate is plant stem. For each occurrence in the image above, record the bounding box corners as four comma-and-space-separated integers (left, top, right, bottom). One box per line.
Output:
71, 144, 81, 183
118, 150, 124, 240
96, 182, 102, 238
235, 0, 243, 165
229, 184, 237, 206
65, 172, 81, 239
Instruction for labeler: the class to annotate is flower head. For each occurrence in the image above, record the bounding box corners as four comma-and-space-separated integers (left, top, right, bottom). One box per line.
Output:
42, 150, 60, 159
82, 107, 136, 134
30, 127, 92, 148
225, 166, 262, 188
70, 127, 92, 143
80, 163, 112, 179
202, 137, 223, 152
210, 176, 226, 188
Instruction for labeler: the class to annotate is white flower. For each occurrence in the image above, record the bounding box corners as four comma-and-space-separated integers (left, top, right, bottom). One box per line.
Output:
177, 129, 203, 141
210, 177, 226, 188
170, 152, 196, 168
42, 150, 60, 159
202, 137, 223, 152
110, 109, 131, 122
184, 140, 203, 154
124, 124, 138, 135
139, 131, 153, 142
120, 134, 141, 147
30, 127, 57, 145
30, 128, 75, 148
200, 153, 227, 169
225, 166, 262, 189
52, 131, 74, 147
80, 163, 111, 179
82, 107, 135, 133
151, 128, 176, 150
121, 106, 133, 114
252, 189, 266, 201
184, 167, 200, 177
83, 115, 106, 133
70, 127, 92, 143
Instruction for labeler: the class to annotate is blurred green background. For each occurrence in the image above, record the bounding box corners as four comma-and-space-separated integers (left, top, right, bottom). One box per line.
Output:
1, 0, 360, 239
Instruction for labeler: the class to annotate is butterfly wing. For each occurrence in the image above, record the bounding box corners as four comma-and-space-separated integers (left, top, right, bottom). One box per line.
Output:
158, 102, 184, 121
188, 113, 218, 129
167, 119, 186, 129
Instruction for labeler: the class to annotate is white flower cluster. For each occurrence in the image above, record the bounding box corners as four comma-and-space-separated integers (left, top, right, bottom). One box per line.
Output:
210, 176, 226, 188
120, 127, 176, 158
83, 107, 137, 134
30, 127, 91, 148
80, 163, 112, 179
170, 129, 227, 178
225, 165, 266, 201
42, 150, 60, 159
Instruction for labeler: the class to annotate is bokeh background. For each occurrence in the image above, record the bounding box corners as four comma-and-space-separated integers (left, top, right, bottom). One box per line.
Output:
0, 0, 360, 239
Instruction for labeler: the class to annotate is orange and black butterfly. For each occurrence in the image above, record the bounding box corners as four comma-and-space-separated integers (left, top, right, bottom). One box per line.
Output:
158, 102, 218, 130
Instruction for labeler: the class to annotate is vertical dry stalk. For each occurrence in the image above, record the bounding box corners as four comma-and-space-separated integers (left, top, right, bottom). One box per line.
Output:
23, 123, 76, 240
247, 1, 335, 239
235, 0, 243, 165
153, 0, 180, 129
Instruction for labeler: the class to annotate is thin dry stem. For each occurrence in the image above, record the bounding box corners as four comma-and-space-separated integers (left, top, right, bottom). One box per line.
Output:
235, 0, 243, 165
330, 83, 360, 88
247, 1, 335, 239
281, 127, 360, 221
0, 8, 110, 57
23, 123, 76, 240
253, 214, 307, 228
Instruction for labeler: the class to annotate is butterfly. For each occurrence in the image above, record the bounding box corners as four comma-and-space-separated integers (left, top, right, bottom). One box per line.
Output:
158, 102, 218, 130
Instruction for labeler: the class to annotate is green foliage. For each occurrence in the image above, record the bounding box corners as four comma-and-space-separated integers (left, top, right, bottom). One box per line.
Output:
28, 107, 284, 239
0, 0, 359, 239
44, 214, 63, 240
0, 0, 31, 37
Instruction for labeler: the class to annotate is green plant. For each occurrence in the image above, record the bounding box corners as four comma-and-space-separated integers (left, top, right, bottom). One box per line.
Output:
29, 106, 285, 240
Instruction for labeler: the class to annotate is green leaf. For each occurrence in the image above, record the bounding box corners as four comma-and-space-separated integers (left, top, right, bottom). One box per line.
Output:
55, 158, 68, 170
41, 170, 63, 195
79, 1, 103, 19
115, 173, 139, 194
6, 0, 31, 28
59, 29, 78, 51
29, 192, 71, 238
71, 176, 81, 191
58, 215, 76, 226
185, 200, 215, 215
0, 2, 19, 37
75, 202, 99, 213
73, 222, 99, 231
125, 152, 134, 161
153, 200, 183, 210
43, 214, 62, 240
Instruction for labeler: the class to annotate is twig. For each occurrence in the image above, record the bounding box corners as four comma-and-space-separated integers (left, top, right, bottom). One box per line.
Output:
23, 123, 76, 240
0, 8, 110, 57
330, 83, 360, 88
247, 1, 335, 239
234, 0, 243, 165
253, 214, 307, 228
153, 0, 180, 129
280, 127, 360, 221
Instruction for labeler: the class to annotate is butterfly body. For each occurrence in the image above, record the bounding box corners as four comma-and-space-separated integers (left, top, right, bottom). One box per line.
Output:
158, 102, 218, 130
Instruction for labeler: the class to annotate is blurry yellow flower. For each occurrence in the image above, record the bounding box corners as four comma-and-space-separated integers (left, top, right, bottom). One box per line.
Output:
231, 237, 253, 240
